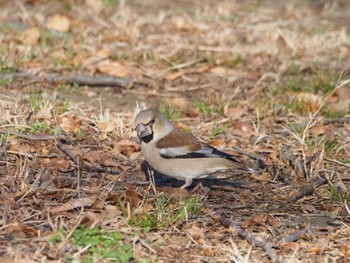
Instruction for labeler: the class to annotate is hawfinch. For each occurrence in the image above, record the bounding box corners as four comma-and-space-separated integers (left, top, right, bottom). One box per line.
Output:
134, 109, 246, 189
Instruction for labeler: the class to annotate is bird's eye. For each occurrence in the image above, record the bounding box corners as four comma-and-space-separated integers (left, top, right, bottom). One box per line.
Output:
148, 119, 155, 126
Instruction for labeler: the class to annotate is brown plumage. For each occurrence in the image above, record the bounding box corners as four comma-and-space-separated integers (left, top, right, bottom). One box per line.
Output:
134, 109, 246, 189
156, 128, 201, 151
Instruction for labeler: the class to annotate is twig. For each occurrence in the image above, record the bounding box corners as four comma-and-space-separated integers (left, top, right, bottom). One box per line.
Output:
56, 139, 120, 175
281, 226, 313, 243
288, 177, 327, 202
0, 129, 63, 141
6, 151, 58, 159
325, 158, 350, 169
323, 117, 350, 125
218, 216, 286, 263
1, 72, 132, 88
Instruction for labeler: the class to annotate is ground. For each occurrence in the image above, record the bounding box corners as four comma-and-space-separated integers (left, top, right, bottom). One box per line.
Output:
0, 0, 350, 262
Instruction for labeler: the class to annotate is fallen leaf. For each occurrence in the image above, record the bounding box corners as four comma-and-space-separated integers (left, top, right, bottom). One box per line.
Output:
208, 139, 225, 148
281, 242, 298, 251
169, 97, 188, 110
341, 244, 350, 257
84, 150, 107, 164
302, 204, 316, 213
97, 61, 129, 77
231, 121, 254, 137
334, 86, 350, 102
50, 196, 97, 213
251, 214, 268, 225
103, 158, 120, 167
173, 17, 191, 30
46, 14, 70, 32
307, 245, 324, 254
20, 27, 41, 45
251, 172, 273, 181
98, 122, 116, 133
210, 66, 228, 76
203, 247, 212, 256
186, 225, 206, 241
59, 115, 82, 133
125, 189, 142, 208
8, 223, 38, 235
309, 124, 326, 136
86, 0, 104, 13
8, 138, 30, 153
226, 107, 246, 120
267, 216, 282, 228
52, 158, 71, 170
33, 108, 51, 120
296, 92, 322, 112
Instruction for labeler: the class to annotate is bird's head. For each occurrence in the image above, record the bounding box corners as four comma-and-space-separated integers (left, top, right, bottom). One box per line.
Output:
134, 109, 174, 143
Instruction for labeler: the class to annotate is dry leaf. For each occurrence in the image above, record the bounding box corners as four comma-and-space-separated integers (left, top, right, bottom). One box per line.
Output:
50, 196, 97, 213
251, 172, 273, 181
226, 107, 245, 120
125, 189, 142, 208
84, 150, 107, 164
334, 86, 350, 102
52, 158, 71, 170
251, 214, 268, 225
97, 61, 129, 77
98, 122, 116, 133
267, 216, 282, 228
47, 14, 70, 32
8, 138, 30, 153
210, 66, 228, 76
173, 17, 191, 30
231, 121, 254, 137
169, 97, 188, 110
59, 115, 82, 133
302, 204, 316, 213
86, 0, 104, 13
186, 225, 206, 241
341, 245, 350, 257
209, 139, 225, 148
281, 242, 298, 251
20, 27, 41, 45
8, 223, 38, 235
307, 245, 324, 254
33, 108, 51, 120
102, 158, 120, 167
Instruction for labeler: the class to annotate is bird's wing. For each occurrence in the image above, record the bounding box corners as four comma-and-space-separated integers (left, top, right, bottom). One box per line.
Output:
156, 128, 238, 161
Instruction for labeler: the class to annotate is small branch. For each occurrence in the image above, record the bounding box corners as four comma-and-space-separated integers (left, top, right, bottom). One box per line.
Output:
323, 117, 350, 125
56, 139, 120, 175
1, 72, 132, 88
281, 226, 313, 243
0, 129, 63, 141
218, 216, 286, 263
288, 177, 327, 202
325, 158, 350, 169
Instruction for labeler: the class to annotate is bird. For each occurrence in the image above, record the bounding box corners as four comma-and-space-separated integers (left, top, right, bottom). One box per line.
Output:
134, 108, 249, 189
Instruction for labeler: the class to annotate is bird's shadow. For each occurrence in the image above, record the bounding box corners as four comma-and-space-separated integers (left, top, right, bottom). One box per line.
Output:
141, 162, 245, 191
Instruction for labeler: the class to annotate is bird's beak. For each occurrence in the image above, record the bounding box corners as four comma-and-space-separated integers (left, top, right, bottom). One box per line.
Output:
136, 123, 153, 139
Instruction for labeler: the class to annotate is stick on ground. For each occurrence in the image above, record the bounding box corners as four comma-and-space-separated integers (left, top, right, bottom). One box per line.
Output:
218, 216, 286, 263
1, 72, 132, 88
56, 139, 120, 175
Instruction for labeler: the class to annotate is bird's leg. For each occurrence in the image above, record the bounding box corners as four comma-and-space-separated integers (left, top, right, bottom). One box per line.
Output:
180, 178, 193, 189
191, 181, 205, 192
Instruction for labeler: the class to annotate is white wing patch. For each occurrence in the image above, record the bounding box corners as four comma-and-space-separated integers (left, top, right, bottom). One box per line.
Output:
159, 145, 217, 158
